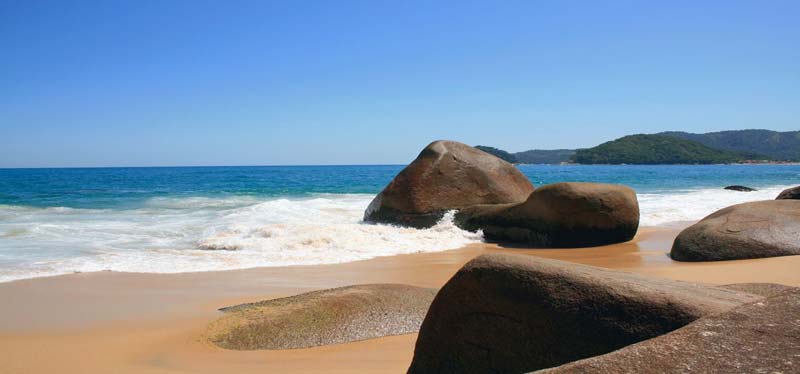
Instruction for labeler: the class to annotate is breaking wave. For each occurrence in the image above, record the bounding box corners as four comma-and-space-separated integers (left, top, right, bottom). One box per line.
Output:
0, 184, 792, 282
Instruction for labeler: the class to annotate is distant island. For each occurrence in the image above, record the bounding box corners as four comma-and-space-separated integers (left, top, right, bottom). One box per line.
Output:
474, 146, 518, 163
515, 149, 577, 164
572, 135, 762, 164
478, 129, 800, 164
657, 130, 800, 161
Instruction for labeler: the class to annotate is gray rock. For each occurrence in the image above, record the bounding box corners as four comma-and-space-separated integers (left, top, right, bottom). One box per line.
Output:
671, 200, 800, 261
364, 140, 534, 228
724, 185, 757, 192
206, 284, 437, 350
408, 253, 757, 374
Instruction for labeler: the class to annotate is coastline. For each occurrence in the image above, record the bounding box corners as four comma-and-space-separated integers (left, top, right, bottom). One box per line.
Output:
2, 165, 797, 284
2, 225, 800, 373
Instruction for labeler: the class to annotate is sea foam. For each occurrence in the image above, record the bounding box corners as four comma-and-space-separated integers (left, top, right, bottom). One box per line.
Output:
0, 185, 792, 282
0, 195, 482, 282
638, 185, 789, 226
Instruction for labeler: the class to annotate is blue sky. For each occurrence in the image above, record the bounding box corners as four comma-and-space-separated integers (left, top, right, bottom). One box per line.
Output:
1, 1, 798, 167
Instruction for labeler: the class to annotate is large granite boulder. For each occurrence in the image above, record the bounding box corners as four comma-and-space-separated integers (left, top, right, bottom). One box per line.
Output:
456, 182, 639, 247
776, 185, 800, 199
206, 284, 437, 350
364, 140, 534, 228
670, 200, 800, 261
538, 289, 800, 373
407, 253, 757, 374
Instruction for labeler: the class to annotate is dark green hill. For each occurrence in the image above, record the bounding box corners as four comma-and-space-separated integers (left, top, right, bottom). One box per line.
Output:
475, 145, 518, 163
514, 149, 576, 164
474, 146, 576, 164
658, 130, 800, 161
571, 134, 762, 164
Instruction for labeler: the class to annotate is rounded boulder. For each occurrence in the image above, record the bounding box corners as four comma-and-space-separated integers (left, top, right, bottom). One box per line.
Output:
457, 182, 639, 247
776, 185, 800, 200
364, 140, 534, 228
671, 200, 800, 261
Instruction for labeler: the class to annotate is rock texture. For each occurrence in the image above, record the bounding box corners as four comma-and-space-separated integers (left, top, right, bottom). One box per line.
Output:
206, 284, 437, 350
724, 185, 756, 192
537, 289, 800, 373
456, 182, 639, 247
670, 200, 800, 261
721, 282, 798, 298
364, 140, 534, 228
407, 253, 757, 374
777, 185, 800, 200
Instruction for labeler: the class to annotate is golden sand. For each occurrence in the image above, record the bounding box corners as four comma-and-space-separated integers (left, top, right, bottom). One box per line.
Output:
1, 226, 799, 373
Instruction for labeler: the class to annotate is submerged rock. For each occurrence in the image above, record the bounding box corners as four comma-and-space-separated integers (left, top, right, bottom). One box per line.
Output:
408, 253, 756, 374
724, 185, 756, 192
538, 289, 800, 373
456, 182, 639, 247
776, 185, 800, 199
671, 200, 800, 261
364, 140, 534, 228
207, 284, 437, 350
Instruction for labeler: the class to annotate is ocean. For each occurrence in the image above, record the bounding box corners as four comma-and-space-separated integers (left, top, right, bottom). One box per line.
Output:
0, 164, 797, 283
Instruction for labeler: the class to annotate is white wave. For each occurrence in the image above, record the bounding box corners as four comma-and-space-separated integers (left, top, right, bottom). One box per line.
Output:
142, 195, 262, 210
0, 185, 792, 283
638, 185, 790, 226
0, 195, 482, 283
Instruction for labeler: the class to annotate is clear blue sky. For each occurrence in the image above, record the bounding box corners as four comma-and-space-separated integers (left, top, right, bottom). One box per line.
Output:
1, 1, 798, 167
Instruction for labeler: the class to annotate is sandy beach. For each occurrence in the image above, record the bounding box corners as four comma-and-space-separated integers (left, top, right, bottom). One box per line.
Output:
4, 2, 799, 372
1, 226, 799, 374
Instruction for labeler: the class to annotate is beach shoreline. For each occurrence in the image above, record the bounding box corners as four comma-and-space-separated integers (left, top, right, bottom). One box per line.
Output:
2, 224, 800, 373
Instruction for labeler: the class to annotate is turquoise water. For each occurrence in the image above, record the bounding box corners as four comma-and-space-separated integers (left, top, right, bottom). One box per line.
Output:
0, 165, 398, 209
2, 164, 798, 209
0, 164, 797, 282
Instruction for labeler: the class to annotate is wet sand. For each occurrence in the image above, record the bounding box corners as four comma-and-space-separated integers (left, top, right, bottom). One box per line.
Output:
1, 226, 799, 373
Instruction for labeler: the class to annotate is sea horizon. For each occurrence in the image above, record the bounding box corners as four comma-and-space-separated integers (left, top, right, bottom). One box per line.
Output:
5, 161, 800, 170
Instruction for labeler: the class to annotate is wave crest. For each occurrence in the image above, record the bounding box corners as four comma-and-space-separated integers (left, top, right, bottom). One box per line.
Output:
0, 185, 792, 283
0, 196, 482, 282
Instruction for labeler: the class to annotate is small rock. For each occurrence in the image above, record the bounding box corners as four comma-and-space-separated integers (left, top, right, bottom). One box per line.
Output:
724, 185, 757, 192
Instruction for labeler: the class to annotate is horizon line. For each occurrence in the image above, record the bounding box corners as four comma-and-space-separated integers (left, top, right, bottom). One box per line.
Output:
0, 163, 410, 170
